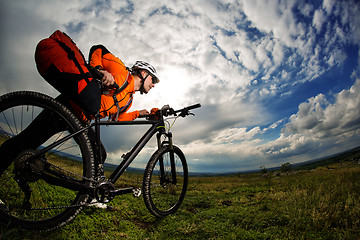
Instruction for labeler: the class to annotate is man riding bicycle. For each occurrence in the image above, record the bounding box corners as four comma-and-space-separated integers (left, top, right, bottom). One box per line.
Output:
0, 44, 160, 178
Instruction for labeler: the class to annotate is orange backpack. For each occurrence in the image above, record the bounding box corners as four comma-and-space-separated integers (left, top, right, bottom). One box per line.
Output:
35, 30, 101, 115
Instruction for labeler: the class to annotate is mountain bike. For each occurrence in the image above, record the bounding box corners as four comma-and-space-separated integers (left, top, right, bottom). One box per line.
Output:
0, 86, 200, 231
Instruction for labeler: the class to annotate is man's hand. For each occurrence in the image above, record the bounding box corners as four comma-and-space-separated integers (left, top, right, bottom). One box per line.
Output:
149, 108, 160, 120
150, 108, 159, 115
138, 109, 150, 117
98, 70, 115, 86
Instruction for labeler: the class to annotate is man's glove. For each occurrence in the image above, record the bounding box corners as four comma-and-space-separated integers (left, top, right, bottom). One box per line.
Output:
149, 108, 160, 120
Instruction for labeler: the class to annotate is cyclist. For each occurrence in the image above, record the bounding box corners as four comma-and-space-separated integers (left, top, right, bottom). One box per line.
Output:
75, 45, 160, 122
0, 45, 160, 178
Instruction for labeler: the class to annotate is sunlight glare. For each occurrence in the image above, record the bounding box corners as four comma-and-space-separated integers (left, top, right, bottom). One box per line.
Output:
132, 66, 195, 110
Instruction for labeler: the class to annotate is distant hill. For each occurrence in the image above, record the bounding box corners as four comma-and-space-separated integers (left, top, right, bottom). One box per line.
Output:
105, 146, 360, 176
103, 162, 144, 174
292, 146, 360, 170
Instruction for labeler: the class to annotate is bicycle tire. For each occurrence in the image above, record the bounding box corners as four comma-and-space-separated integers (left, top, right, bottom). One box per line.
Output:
143, 145, 188, 217
0, 91, 94, 231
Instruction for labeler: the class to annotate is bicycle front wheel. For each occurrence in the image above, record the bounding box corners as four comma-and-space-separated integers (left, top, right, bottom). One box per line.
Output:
0, 91, 94, 230
143, 145, 188, 217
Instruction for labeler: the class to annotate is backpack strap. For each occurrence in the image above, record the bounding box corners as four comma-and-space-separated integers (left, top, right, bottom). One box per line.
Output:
56, 40, 92, 85
114, 72, 130, 94
112, 71, 131, 120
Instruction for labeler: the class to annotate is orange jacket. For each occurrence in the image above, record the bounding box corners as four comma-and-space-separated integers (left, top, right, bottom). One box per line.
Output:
71, 45, 139, 122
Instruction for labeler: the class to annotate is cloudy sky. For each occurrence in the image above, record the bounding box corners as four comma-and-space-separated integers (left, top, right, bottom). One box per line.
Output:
1, 0, 359, 173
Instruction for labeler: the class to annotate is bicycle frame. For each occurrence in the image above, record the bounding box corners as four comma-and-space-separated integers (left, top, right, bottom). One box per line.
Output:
31, 99, 200, 201
93, 117, 164, 183
35, 114, 169, 195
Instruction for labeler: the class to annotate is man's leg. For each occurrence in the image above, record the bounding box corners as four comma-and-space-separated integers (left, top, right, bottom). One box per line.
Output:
85, 127, 107, 177
55, 95, 107, 167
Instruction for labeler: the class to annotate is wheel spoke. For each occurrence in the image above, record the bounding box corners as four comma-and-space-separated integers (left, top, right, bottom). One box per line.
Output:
0, 91, 94, 230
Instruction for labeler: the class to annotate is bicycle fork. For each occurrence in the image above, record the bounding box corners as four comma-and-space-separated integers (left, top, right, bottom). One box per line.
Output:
157, 132, 177, 185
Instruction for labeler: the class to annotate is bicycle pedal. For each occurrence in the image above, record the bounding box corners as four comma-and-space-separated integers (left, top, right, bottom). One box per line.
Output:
132, 188, 141, 198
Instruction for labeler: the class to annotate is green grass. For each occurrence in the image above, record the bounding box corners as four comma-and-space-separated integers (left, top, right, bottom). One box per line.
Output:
1, 159, 360, 239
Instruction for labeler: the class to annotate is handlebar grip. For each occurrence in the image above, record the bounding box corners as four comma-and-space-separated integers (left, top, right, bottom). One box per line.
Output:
174, 103, 201, 113
186, 103, 201, 110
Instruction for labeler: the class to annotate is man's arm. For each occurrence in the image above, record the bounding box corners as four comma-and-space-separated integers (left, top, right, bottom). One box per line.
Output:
115, 109, 149, 121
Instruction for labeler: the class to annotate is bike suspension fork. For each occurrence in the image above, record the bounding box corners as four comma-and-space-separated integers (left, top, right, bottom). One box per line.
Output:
168, 132, 177, 184
156, 132, 177, 185
156, 133, 165, 185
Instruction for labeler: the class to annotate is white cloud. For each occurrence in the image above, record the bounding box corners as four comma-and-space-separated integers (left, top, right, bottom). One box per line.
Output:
1, 0, 359, 172
323, 0, 335, 14
262, 79, 360, 161
241, 0, 299, 46
178, 78, 360, 171
213, 127, 260, 144
285, 79, 360, 137
313, 9, 326, 33
299, 3, 313, 17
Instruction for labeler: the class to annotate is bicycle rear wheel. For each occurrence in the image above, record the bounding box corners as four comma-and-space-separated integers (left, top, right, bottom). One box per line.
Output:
143, 145, 188, 217
0, 91, 94, 230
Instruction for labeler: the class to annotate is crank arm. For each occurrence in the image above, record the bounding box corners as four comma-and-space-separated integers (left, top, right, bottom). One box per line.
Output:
109, 187, 142, 198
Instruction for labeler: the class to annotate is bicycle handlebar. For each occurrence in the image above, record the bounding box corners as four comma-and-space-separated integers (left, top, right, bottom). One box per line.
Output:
161, 103, 201, 117
138, 103, 201, 120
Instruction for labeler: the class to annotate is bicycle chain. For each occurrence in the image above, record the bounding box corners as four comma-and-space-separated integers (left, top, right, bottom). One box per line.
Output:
46, 160, 97, 183
29, 160, 98, 210
30, 202, 90, 210
29, 159, 141, 210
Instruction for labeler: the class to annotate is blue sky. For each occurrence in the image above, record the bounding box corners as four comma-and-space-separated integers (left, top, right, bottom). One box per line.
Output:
1, 0, 359, 173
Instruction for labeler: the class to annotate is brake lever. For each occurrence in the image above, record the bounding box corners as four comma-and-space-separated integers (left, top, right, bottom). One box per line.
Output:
169, 108, 176, 116
179, 109, 195, 117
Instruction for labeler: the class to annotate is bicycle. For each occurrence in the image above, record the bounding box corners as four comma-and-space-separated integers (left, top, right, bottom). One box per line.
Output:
0, 81, 200, 231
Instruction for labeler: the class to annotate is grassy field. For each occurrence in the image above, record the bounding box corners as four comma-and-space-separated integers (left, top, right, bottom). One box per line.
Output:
1, 154, 360, 239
